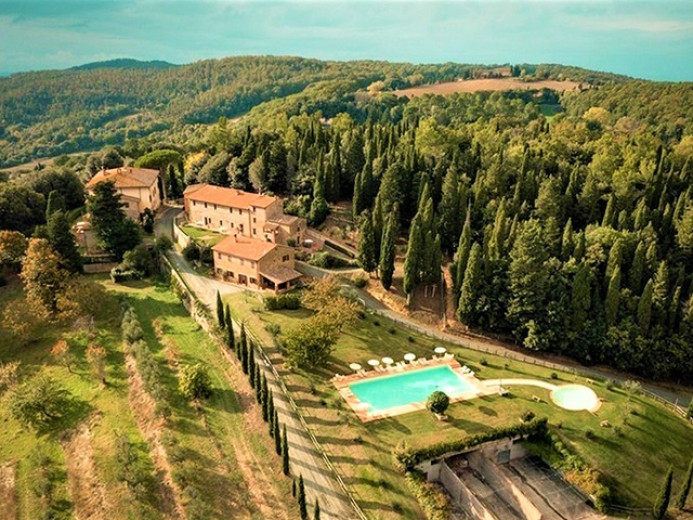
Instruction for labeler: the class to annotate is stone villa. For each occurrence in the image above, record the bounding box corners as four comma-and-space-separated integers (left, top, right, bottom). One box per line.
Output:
85, 167, 162, 220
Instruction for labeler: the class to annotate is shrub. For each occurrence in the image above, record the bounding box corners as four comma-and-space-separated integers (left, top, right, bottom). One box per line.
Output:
155, 235, 173, 253
110, 267, 140, 283
408, 335, 415, 343
585, 429, 596, 440
309, 251, 353, 269
405, 470, 451, 520
550, 372, 558, 380
388, 327, 396, 335
263, 293, 301, 310
373, 320, 380, 327
120, 244, 156, 277
287, 238, 297, 247
122, 319, 144, 343
182, 242, 200, 262
0, 361, 21, 394
352, 274, 368, 288
10, 376, 72, 430
426, 391, 450, 416
606, 379, 615, 391
179, 364, 213, 400
480, 358, 488, 366
520, 410, 536, 422
199, 246, 213, 265
265, 323, 281, 337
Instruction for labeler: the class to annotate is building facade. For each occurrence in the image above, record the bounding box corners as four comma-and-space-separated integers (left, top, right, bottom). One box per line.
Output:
85, 167, 162, 220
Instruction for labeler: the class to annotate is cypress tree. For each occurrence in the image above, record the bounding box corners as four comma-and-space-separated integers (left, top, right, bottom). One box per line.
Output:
46, 210, 83, 273
357, 212, 377, 273
45, 190, 66, 220
379, 210, 396, 290
573, 232, 586, 261
216, 291, 225, 328
282, 425, 291, 476
310, 168, 329, 226
313, 500, 321, 520
676, 457, 693, 510
605, 238, 624, 280
653, 467, 673, 520
602, 193, 616, 227
225, 305, 235, 351
403, 214, 423, 303
274, 409, 281, 454
167, 163, 181, 198
255, 365, 262, 401
292, 478, 297, 498
438, 163, 461, 254
268, 391, 275, 435
240, 324, 247, 368
454, 215, 472, 302
560, 219, 574, 261
638, 279, 654, 334
629, 241, 646, 293
457, 242, 482, 326
261, 374, 268, 421
571, 263, 591, 332
605, 266, 621, 326
352, 170, 364, 221
297, 474, 307, 519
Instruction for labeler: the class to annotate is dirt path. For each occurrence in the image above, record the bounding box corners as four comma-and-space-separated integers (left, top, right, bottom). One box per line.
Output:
60, 424, 109, 520
124, 353, 186, 520
0, 462, 17, 520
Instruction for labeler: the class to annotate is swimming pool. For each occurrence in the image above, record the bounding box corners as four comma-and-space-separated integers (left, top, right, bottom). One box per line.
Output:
348, 365, 474, 413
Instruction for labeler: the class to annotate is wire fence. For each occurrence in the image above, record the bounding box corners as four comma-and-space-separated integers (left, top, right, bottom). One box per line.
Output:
160, 253, 369, 520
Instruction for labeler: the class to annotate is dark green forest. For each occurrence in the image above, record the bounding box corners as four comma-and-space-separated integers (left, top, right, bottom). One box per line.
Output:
2, 56, 693, 382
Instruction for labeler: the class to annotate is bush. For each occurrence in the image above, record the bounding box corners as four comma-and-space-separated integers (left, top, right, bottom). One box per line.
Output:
408, 336, 415, 343
182, 242, 200, 262
287, 238, 297, 247
521, 410, 536, 423
155, 235, 173, 253
388, 327, 396, 335
426, 391, 450, 416
199, 246, 213, 265
480, 358, 488, 366
309, 251, 353, 269
550, 372, 558, 380
405, 470, 451, 520
119, 244, 156, 277
10, 376, 72, 430
352, 274, 368, 288
585, 429, 596, 440
179, 364, 213, 400
110, 267, 140, 283
606, 379, 615, 391
265, 323, 281, 337
122, 319, 144, 343
263, 293, 302, 310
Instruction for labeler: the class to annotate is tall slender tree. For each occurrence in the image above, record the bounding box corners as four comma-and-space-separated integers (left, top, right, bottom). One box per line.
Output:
216, 291, 225, 328
357, 212, 377, 274
653, 467, 673, 520
676, 457, 693, 510
457, 242, 482, 326
225, 305, 234, 350
379, 210, 397, 290
282, 425, 290, 476
46, 210, 82, 273
605, 266, 621, 326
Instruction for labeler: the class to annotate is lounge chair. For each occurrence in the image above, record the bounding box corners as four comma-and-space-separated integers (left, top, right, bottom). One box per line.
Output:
444, 352, 454, 360
419, 357, 428, 365
432, 354, 439, 360
375, 365, 386, 372
395, 362, 406, 370
410, 359, 420, 366
357, 369, 367, 377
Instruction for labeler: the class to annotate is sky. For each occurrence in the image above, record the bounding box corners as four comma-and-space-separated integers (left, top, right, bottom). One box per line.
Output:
0, 0, 692, 80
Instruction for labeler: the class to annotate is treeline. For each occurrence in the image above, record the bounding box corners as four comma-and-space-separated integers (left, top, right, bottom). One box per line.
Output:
180, 82, 693, 381
0, 56, 623, 166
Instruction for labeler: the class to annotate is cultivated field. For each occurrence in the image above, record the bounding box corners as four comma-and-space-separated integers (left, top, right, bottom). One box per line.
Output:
393, 78, 581, 97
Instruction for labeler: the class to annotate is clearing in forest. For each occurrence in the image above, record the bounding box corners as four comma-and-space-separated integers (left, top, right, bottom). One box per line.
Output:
393, 78, 581, 97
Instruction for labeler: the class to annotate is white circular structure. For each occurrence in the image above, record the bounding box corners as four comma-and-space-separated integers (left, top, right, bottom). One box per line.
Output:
382, 357, 394, 365
550, 384, 601, 412
349, 363, 362, 371
403, 353, 416, 362
368, 359, 380, 367
434, 347, 447, 354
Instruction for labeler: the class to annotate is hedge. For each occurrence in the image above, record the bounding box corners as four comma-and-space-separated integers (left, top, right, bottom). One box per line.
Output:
263, 293, 301, 311
393, 417, 549, 471
405, 470, 451, 520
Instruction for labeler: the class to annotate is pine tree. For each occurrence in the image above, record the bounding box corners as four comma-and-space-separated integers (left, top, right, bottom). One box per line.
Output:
676, 457, 693, 510
46, 210, 83, 273
653, 467, 673, 520
282, 425, 291, 476
216, 291, 225, 328
225, 305, 234, 350
379, 210, 396, 290
457, 242, 482, 326
313, 499, 321, 520
638, 279, 654, 334
357, 212, 377, 273
605, 266, 621, 326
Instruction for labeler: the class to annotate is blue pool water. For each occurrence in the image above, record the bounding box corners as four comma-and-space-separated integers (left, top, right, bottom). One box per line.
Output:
349, 365, 472, 412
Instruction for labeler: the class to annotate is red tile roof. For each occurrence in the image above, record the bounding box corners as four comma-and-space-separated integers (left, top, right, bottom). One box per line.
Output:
85, 167, 159, 190
184, 184, 278, 209
212, 234, 279, 261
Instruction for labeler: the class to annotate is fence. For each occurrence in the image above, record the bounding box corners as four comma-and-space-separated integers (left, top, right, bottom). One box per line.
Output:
160, 253, 368, 520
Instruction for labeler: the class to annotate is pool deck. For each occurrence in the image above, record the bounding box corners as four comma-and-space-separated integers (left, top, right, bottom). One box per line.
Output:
332, 356, 503, 422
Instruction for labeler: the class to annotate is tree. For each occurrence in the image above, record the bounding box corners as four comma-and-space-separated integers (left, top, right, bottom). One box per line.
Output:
309, 169, 328, 226
282, 424, 290, 476
225, 305, 234, 350
403, 214, 424, 302
571, 263, 591, 331
167, 164, 181, 199
119, 244, 155, 277
676, 457, 693, 510
677, 205, 693, 252
426, 390, 450, 416
454, 216, 472, 302
653, 467, 673, 520
379, 210, 397, 290
9, 376, 71, 430
87, 180, 140, 259
284, 318, 339, 368
260, 374, 269, 421
357, 212, 377, 274
179, 364, 213, 400
457, 242, 482, 326
313, 499, 321, 520
298, 474, 307, 520
274, 409, 281, 455
0, 230, 28, 271
45, 190, 66, 220
51, 339, 75, 373
638, 279, 654, 334
240, 324, 248, 367
605, 266, 621, 326
216, 291, 225, 328
86, 343, 107, 386
629, 241, 646, 293
20, 238, 71, 318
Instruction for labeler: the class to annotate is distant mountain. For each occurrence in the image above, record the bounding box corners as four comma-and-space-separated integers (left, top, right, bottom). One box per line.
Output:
71, 58, 178, 71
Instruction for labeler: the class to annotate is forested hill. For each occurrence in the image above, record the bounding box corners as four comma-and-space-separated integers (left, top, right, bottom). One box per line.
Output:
0, 56, 632, 167
70, 58, 178, 71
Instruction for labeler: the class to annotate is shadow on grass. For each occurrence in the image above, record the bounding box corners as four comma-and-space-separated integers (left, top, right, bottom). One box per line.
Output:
37, 398, 93, 437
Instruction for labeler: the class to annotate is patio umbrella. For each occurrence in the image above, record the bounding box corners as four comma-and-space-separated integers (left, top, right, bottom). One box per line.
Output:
382, 357, 394, 365
434, 347, 447, 354
349, 363, 362, 371
403, 353, 416, 362
368, 359, 380, 367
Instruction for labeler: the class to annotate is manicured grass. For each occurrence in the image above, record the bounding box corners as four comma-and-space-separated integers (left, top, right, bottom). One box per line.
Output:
179, 225, 225, 247
225, 289, 693, 516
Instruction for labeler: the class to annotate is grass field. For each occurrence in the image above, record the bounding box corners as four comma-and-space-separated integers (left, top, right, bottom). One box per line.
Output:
225, 289, 693, 518
392, 78, 581, 98
179, 225, 226, 247
0, 277, 295, 520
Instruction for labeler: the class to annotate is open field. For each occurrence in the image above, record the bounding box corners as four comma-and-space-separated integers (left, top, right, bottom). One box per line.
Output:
226, 289, 693, 517
179, 225, 226, 247
393, 78, 581, 97
0, 276, 295, 520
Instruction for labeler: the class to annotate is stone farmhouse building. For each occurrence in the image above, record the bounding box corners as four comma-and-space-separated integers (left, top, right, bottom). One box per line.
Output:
183, 184, 305, 292
85, 167, 162, 220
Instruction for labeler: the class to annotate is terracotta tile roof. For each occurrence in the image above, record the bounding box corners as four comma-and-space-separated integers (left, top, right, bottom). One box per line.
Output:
184, 183, 278, 209
260, 265, 302, 284
269, 215, 300, 225
85, 167, 159, 190
212, 234, 278, 261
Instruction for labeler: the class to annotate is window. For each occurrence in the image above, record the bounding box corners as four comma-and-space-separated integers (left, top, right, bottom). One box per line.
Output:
250, 277, 257, 285
251, 261, 256, 268
238, 208, 242, 214
253, 217, 256, 223
149, 194, 152, 202
282, 255, 289, 262
193, 201, 197, 206
219, 220, 223, 226
217, 252, 221, 259
204, 203, 208, 208
213, 204, 217, 210
229, 208, 233, 213
123, 202, 130, 208
230, 222, 234, 228
253, 229, 257, 235
229, 271, 234, 278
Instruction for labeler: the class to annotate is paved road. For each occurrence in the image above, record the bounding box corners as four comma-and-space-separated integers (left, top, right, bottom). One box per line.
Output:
296, 262, 693, 409
156, 207, 359, 520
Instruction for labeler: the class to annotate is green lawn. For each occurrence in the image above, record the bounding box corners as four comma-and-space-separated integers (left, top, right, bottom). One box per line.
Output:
0, 277, 295, 520
179, 225, 226, 247
225, 289, 693, 518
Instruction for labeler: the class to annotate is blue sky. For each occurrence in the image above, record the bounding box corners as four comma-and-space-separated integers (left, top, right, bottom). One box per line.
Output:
1, 1, 692, 80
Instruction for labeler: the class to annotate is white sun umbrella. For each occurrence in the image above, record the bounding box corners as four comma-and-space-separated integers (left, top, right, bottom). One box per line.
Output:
382, 357, 394, 365
368, 359, 380, 367
349, 363, 362, 371
403, 353, 417, 362
434, 346, 447, 354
